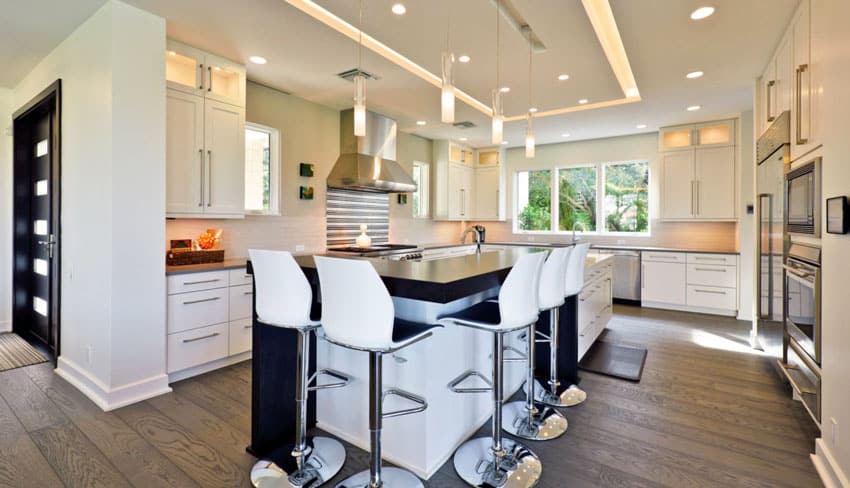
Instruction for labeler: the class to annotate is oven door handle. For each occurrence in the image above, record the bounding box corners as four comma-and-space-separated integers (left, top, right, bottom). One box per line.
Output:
783, 263, 816, 280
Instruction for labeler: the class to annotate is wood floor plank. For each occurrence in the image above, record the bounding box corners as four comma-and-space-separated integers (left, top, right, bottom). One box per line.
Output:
24, 363, 201, 488
115, 401, 250, 488
0, 393, 65, 488
0, 367, 65, 432
171, 376, 251, 433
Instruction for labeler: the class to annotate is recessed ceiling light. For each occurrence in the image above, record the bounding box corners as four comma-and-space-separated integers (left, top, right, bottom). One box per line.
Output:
214, 66, 222, 71
578, 99, 588, 104
529, 107, 538, 113
687, 105, 702, 111
690, 6, 715, 20
416, 120, 426, 126
501, 141, 509, 145
636, 124, 647, 129
249, 55, 268, 65
686, 71, 704, 79
561, 133, 570, 137
168, 51, 176, 56
500, 86, 511, 93
558, 74, 570, 81
459, 137, 468, 141
391, 3, 406, 15
458, 55, 471, 63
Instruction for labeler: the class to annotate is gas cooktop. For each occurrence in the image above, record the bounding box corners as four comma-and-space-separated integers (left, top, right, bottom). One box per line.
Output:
326, 244, 420, 257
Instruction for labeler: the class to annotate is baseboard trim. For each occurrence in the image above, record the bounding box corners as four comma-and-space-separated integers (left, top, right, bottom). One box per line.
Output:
56, 357, 172, 412
813, 438, 850, 488
0, 320, 11, 333
167, 352, 251, 384
641, 301, 737, 317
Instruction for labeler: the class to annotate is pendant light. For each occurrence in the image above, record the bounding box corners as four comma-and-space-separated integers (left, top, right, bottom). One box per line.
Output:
525, 30, 535, 158
353, 0, 366, 137
441, 8, 455, 124
491, 0, 504, 145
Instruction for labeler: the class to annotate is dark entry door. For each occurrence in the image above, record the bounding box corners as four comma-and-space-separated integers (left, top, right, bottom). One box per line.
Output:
13, 81, 61, 358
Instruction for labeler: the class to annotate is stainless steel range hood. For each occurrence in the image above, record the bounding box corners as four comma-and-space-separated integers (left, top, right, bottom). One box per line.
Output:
327, 109, 417, 193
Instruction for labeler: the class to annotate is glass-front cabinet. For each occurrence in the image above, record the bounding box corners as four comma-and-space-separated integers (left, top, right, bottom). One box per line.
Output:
166, 40, 246, 108
659, 119, 735, 151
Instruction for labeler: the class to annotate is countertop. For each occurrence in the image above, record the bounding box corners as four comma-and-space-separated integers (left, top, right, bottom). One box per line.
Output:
166, 258, 248, 276
421, 241, 739, 255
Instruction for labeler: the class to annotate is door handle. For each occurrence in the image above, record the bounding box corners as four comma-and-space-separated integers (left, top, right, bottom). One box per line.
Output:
182, 297, 221, 305
796, 64, 809, 144
198, 63, 204, 90
37, 235, 56, 259
207, 150, 212, 206
183, 332, 220, 343
695, 180, 700, 215
207, 66, 212, 92
690, 181, 695, 215
766, 80, 776, 122
198, 149, 204, 207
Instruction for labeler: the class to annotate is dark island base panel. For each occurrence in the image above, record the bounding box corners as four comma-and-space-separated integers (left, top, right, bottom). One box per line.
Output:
534, 295, 581, 388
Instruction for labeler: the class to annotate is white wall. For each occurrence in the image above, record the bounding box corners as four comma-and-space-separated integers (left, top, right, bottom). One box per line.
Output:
12, 0, 168, 409
737, 110, 755, 321
475, 132, 739, 251
0, 88, 11, 332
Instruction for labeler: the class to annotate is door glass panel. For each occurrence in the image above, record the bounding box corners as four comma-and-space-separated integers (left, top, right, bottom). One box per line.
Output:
166, 50, 199, 88
34, 259, 48, 276
209, 65, 240, 100
35, 180, 48, 196
35, 139, 48, 157
698, 124, 731, 145
662, 128, 692, 148
33, 297, 48, 317
34, 220, 48, 235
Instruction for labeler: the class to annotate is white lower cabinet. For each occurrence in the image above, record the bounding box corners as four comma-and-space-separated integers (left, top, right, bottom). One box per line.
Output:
641, 252, 738, 316
166, 268, 253, 378
578, 260, 613, 361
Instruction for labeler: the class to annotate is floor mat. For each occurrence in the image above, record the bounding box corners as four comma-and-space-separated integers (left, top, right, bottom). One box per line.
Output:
579, 341, 647, 382
0, 333, 48, 372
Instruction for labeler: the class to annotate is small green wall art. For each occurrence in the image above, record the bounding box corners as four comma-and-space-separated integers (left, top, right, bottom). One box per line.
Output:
299, 163, 315, 177
397, 194, 408, 205
300, 185, 314, 200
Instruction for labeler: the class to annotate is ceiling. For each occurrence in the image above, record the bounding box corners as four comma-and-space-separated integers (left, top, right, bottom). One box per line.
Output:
3, 0, 798, 148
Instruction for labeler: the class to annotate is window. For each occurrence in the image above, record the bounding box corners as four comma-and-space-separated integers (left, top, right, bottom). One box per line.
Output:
603, 161, 649, 233
516, 169, 552, 231
514, 161, 649, 235
412, 161, 430, 218
244, 123, 280, 215
558, 166, 597, 231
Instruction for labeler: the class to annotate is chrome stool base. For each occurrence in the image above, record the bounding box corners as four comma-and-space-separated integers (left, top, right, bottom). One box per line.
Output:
524, 379, 588, 408
334, 467, 423, 488
251, 436, 346, 488
453, 437, 542, 488
501, 400, 568, 441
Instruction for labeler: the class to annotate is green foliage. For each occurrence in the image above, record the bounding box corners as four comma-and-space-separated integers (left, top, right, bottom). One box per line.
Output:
604, 162, 649, 232
518, 170, 551, 231
559, 167, 597, 231
262, 147, 270, 208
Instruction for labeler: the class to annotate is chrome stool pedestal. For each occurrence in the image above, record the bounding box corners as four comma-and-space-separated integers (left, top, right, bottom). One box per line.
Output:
523, 308, 588, 409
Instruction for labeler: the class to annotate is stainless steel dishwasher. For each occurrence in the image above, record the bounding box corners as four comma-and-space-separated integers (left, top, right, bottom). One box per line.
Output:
596, 249, 641, 302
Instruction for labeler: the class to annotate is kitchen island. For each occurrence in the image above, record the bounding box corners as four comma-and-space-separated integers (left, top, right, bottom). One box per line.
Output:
247, 247, 613, 479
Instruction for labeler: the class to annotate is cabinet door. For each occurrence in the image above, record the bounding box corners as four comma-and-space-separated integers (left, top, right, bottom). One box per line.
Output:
694, 120, 735, 147
447, 163, 463, 220
166, 40, 205, 96
775, 34, 794, 116
166, 90, 205, 215
475, 167, 500, 220
642, 260, 686, 305
760, 61, 777, 133
461, 166, 475, 218
658, 126, 693, 151
204, 53, 247, 108
661, 150, 695, 220
792, 1, 814, 159
695, 146, 736, 220
204, 100, 245, 216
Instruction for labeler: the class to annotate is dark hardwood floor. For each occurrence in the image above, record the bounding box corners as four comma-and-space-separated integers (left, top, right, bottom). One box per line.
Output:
0, 305, 822, 487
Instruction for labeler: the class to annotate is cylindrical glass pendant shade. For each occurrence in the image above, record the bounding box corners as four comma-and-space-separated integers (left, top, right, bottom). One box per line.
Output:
525, 114, 535, 158
491, 89, 503, 145
441, 52, 455, 123
353, 75, 366, 137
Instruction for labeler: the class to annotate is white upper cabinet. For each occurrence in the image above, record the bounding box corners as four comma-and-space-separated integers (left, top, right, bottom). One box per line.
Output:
166, 40, 246, 108
204, 100, 246, 216
775, 34, 794, 117
661, 150, 696, 220
475, 166, 501, 220
695, 146, 736, 220
792, 0, 817, 159
758, 60, 776, 135
659, 120, 734, 151
204, 53, 247, 108
166, 40, 205, 96
166, 90, 205, 214
434, 140, 505, 221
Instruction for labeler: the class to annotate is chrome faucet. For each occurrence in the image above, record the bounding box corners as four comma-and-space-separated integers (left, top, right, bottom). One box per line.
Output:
571, 221, 586, 244
461, 225, 482, 253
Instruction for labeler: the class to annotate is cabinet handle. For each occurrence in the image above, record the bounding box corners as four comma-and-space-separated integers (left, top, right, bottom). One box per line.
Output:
207, 150, 212, 206
695, 180, 700, 215
690, 181, 695, 215
496, 189, 500, 216
182, 332, 220, 343
766, 80, 776, 122
694, 288, 726, 295
641, 264, 645, 289
207, 66, 212, 92
460, 189, 465, 216
198, 63, 204, 90
796, 64, 809, 145
694, 256, 726, 262
694, 267, 726, 272
647, 254, 677, 260
243, 291, 254, 295
183, 278, 221, 286
198, 149, 204, 207
182, 296, 221, 305
244, 324, 253, 329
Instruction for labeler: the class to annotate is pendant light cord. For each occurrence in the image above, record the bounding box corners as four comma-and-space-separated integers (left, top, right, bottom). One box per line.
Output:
528, 30, 532, 115
358, 0, 363, 71
496, 0, 500, 93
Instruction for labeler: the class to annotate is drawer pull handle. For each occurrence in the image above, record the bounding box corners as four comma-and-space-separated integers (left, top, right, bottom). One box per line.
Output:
694, 289, 726, 295
183, 278, 221, 286
695, 256, 726, 262
694, 267, 726, 272
244, 325, 253, 329
183, 297, 221, 305
183, 332, 220, 343
243, 291, 254, 295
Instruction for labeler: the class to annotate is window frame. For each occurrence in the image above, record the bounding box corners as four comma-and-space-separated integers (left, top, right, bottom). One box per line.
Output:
512, 160, 651, 236
411, 160, 430, 219
244, 122, 281, 216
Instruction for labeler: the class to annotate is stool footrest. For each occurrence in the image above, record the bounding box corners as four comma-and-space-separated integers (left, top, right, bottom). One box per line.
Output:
502, 345, 527, 363
448, 369, 493, 394
382, 388, 428, 419
307, 368, 351, 391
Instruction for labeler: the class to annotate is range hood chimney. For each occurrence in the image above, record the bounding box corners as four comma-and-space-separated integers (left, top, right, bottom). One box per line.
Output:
327, 109, 417, 193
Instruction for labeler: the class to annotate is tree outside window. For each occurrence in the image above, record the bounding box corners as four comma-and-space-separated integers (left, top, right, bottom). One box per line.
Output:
516, 170, 552, 231
558, 166, 597, 231
604, 161, 649, 232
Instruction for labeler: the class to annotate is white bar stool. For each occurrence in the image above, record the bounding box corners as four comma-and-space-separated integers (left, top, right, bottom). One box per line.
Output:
314, 256, 438, 488
248, 250, 350, 488
503, 246, 570, 440
439, 252, 546, 488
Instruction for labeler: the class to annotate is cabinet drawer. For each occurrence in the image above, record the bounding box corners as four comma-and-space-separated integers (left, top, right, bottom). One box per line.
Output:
229, 268, 253, 286
687, 253, 737, 266
167, 323, 228, 373
167, 288, 229, 334
229, 318, 253, 355
687, 264, 737, 288
686, 285, 737, 310
167, 270, 229, 294
642, 252, 686, 263
229, 284, 253, 321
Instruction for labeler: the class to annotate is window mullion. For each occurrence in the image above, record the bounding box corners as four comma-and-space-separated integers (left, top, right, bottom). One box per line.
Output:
598, 163, 605, 234
551, 169, 559, 232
